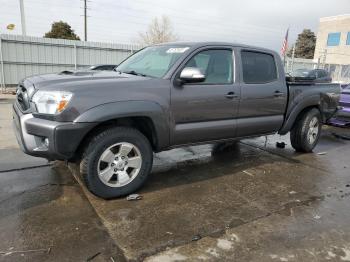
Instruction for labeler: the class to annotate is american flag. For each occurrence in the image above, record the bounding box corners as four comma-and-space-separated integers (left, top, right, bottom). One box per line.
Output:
281, 28, 289, 56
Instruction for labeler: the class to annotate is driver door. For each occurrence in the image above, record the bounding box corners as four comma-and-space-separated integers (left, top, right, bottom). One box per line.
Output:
170, 48, 240, 145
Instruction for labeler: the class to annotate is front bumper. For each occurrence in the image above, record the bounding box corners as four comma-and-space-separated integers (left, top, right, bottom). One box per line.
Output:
12, 102, 95, 160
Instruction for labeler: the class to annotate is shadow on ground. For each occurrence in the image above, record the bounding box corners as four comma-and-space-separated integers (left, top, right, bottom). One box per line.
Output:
69, 127, 350, 260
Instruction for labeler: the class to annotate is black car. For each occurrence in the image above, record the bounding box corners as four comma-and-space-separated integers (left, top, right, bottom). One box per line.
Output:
88, 64, 118, 71
291, 68, 332, 83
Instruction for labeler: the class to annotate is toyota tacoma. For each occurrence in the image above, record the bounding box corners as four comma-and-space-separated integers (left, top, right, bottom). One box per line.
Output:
13, 42, 341, 198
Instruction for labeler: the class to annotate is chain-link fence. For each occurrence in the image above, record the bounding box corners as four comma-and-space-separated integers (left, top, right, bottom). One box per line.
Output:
285, 57, 350, 84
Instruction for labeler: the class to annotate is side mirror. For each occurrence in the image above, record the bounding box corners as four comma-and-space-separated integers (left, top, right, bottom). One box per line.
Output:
179, 67, 206, 83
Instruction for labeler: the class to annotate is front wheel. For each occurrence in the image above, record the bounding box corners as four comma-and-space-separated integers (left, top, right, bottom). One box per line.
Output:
80, 127, 153, 199
290, 108, 322, 153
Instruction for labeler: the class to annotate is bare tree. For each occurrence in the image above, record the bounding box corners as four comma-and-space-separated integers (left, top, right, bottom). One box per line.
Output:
138, 16, 178, 45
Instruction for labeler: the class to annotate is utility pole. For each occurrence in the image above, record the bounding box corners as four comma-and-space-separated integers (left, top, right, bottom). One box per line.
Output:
19, 0, 27, 36
84, 0, 87, 41
0, 36, 6, 92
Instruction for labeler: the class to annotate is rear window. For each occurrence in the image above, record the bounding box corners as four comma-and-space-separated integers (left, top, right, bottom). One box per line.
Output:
241, 51, 277, 84
317, 70, 327, 78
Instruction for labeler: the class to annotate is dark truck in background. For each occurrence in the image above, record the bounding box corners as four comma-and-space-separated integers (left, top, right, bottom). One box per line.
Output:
13, 42, 341, 198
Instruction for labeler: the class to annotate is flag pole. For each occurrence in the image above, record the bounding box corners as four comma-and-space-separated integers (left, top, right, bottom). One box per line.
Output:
281, 28, 289, 68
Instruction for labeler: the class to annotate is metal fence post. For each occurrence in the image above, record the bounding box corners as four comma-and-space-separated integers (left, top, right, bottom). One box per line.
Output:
74, 44, 77, 70
290, 44, 295, 73
321, 49, 327, 69
0, 35, 6, 93
338, 65, 342, 82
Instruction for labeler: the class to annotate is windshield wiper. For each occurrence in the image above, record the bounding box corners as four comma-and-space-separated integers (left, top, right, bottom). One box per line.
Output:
122, 70, 148, 77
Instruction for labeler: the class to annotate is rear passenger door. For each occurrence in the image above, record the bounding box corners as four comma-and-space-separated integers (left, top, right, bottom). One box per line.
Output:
237, 49, 288, 137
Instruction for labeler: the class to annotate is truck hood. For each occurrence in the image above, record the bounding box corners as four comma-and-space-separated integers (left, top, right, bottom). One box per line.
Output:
20, 70, 169, 122
23, 70, 149, 91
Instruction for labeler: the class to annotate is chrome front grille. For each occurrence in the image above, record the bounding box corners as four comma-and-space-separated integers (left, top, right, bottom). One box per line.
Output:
16, 84, 31, 111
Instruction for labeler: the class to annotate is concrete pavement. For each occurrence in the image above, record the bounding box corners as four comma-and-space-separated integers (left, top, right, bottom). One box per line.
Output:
145, 129, 350, 261
69, 126, 350, 261
0, 94, 126, 261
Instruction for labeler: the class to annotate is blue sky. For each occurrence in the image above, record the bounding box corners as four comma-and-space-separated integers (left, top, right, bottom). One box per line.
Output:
0, 0, 349, 51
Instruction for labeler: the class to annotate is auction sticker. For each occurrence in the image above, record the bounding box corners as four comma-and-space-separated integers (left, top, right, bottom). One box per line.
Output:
166, 47, 190, 53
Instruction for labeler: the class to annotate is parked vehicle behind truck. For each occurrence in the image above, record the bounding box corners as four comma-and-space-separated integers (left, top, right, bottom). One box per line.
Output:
329, 84, 350, 126
13, 42, 341, 198
290, 68, 332, 83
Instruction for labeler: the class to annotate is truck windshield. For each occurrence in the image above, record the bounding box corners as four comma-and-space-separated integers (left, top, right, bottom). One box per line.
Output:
115, 46, 190, 78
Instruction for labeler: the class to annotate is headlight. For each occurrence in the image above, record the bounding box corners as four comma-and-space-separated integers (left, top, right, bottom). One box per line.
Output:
32, 91, 73, 115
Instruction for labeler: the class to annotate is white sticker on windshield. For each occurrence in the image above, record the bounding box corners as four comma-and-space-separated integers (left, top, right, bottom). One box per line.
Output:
166, 47, 190, 54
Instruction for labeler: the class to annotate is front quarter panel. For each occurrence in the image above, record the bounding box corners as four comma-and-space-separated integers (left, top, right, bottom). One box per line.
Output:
74, 101, 170, 150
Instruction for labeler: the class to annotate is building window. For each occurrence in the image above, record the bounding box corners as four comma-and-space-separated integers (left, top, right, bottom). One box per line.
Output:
327, 32, 341, 46
347, 32, 350, 45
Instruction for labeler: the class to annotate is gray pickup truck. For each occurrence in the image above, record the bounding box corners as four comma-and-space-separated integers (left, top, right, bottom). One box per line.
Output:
13, 42, 340, 198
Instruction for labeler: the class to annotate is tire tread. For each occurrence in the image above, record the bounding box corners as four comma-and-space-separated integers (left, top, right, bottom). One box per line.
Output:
80, 126, 152, 199
290, 108, 321, 153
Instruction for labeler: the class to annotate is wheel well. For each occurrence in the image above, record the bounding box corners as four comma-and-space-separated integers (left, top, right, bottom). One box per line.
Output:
292, 105, 321, 128
73, 117, 158, 161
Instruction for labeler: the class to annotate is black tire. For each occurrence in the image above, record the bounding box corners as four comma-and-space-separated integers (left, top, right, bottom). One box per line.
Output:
290, 108, 322, 153
80, 127, 153, 199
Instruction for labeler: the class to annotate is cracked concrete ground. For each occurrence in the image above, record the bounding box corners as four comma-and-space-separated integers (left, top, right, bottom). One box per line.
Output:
0, 164, 126, 262
69, 126, 350, 261
2, 93, 350, 261
0, 95, 125, 261
143, 129, 350, 262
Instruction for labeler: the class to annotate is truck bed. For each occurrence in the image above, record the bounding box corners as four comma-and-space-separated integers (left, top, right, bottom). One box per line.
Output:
286, 81, 341, 123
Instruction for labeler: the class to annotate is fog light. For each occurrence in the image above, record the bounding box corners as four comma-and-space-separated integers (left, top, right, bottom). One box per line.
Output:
44, 138, 49, 147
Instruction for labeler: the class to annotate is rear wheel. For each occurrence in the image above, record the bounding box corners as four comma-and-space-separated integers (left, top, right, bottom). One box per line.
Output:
290, 108, 322, 152
80, 127, 153, 199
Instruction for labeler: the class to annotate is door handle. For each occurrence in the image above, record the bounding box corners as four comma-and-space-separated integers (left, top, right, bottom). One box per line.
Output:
225, 92, 239, 99
274, 90, 284, 97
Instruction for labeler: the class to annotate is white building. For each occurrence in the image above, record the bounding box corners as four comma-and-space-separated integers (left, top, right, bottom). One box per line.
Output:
314, 14, 350, 65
